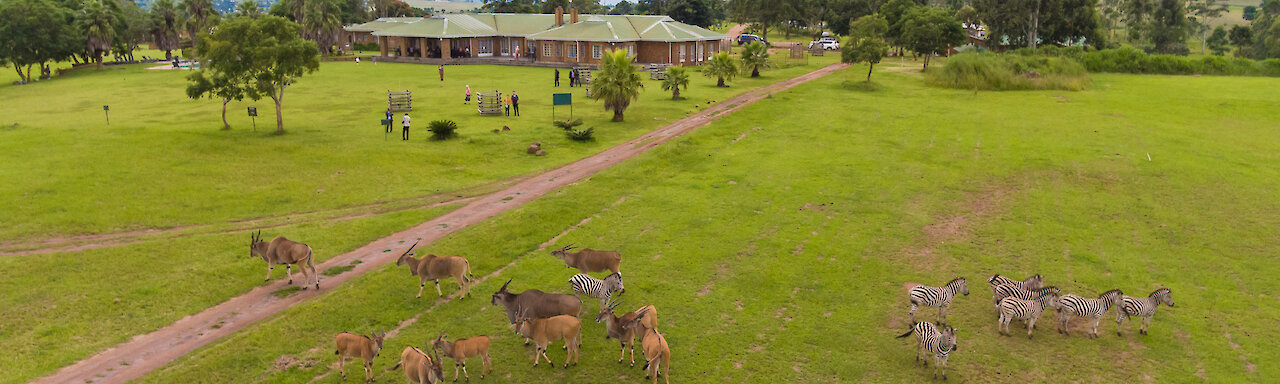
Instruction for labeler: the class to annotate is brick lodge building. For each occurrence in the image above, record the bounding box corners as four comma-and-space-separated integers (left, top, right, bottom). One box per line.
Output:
341, 7, 726, 67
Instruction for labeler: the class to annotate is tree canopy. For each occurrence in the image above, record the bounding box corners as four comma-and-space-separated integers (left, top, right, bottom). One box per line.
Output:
740, 40, 771, 77
195, 15, 319, 133
899, 6, 964, 69
704, 51, 738, 87
843, 13, 889, 81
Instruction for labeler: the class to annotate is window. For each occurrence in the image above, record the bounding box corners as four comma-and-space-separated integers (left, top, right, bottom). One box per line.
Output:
543, 43, 553, 57
477, 39, 492, 55
592, 44, 601, 59
697, 43, 704, 61
679, 44, 686, 62
568, 43, 578, 58
626, 45, 634, 57
500, 38, 509, 55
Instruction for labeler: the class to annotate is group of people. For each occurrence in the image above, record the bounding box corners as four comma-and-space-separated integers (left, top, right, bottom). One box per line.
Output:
554, 68, 586, 87
387, 109, 411, 140
463, 85, 520, 116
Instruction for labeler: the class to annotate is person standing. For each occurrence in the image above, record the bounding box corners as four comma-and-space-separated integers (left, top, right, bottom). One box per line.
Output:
569, 69, 576, 87
464, 85, 472, 104
401, 113, 411, 140
385, 108, 393, 133
355, 57, 360, 64
503, 94, 511, 116
511, 91, 520, 117
554, 68, 560, 87
438, 65, 444, 81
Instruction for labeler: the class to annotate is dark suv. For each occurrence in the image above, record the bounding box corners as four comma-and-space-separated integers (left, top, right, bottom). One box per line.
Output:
736, 34, 770, 46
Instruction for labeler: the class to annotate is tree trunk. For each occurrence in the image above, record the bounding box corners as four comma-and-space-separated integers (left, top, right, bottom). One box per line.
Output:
95, 53, 104, 70
165, 50, 173, 61
1030, 0, 1041, 49
24, 65, 34, 83
867, 62, 874, 82
273, 90, 284, 133
612, 109, 624, 122
751, 67, 760, 77
13, 65, 25, 83
717, 77, 725, 87
1201, 28, 1208, 55
221, 98, 231, 130
672, 88, 680, 100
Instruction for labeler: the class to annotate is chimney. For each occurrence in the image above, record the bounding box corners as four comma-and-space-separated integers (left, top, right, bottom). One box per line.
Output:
570, 8, 579, 24
555, 6, 564, 26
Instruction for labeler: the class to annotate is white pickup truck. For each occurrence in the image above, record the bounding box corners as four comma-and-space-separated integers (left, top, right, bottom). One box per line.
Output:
808, 37, 841, 51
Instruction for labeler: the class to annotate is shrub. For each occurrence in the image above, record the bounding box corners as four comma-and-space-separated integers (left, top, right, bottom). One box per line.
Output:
353, 43, 379, 52
926, 52, 1090, 91
428, 119, 458, 140
566, 127, 595, 142
553, 118, 584, 130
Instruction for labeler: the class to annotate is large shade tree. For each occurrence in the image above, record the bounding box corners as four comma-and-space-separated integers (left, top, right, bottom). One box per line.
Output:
0, 0, 79, 82
187, 69, 247, 129
150, 0, 182, 60
900, 6, 964, 69
303, 0, 343, 54
184, 0, 219, 49
196, 15, 319, 133
590, 49, 645, 122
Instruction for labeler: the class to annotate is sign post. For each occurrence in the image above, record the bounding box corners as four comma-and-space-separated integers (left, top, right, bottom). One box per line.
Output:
103, 105, 110, 125
552, 93, 572, 122
247, 107, 258, 131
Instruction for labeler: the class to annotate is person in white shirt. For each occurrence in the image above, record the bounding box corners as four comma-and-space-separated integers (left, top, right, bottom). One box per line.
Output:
401, 113, 411, 141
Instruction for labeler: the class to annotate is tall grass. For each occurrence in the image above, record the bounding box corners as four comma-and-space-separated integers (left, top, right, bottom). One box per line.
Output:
926, 52, 1091, 91
1010, 46, 1280, 77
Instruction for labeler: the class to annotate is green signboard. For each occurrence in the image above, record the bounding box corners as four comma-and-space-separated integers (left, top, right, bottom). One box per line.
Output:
552, 93, 572, 106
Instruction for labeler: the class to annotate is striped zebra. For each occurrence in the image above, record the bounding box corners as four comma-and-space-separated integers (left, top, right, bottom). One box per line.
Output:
992, 285, 1061, 311
907, 277, 969, 324
997, 290, 1059, 339
896, 322, 958, 380
987, 274, 1044, 298
569, 272, 625, 307
1116, 288, 1174, 336
1056, 288, 1123, 338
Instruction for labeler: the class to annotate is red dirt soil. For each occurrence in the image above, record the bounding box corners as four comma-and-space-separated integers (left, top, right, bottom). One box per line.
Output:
32, 62, 848, 384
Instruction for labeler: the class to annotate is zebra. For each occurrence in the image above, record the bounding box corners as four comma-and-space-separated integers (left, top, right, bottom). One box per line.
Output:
908, 277, 969, 324
896, 322, 958, 380
992, 285, 1061, 312
1056, 288, 1123, 338
997, 291, 1059, 339
1116, 288, 1174, 336
568, 272, 625, 307
987, 273, 1044, 298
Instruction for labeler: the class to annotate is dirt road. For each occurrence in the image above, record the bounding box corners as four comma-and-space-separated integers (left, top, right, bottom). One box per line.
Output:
33, 62, 849, 384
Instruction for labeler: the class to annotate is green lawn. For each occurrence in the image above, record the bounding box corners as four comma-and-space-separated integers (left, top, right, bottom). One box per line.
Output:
0, 56, 839, 383
133, 67, 1279, 383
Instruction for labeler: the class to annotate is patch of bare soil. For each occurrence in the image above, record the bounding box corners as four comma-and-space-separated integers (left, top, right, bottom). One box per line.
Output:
899, 187, 1016, 269
272, 355, 317, 371
34, 62, 852, 384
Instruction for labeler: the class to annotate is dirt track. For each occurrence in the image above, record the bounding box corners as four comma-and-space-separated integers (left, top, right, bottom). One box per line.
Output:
32, 62, 849, 384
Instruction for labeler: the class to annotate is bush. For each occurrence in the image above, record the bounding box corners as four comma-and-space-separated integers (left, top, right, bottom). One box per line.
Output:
566, 127, 595, 142
353, 43, 379, 52
553, 119, 584, 130
926, 52, 1090, 91
1079, 48, 1280, 76
428, 119, 459, 140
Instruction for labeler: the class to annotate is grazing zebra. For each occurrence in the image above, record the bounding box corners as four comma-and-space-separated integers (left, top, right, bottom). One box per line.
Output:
997, 291, 1059, 339
896, 322, 958, 380
908, 277, 969, 324
1116, 288, 1175, 336
993, 285, 1061, 311
1056, 289, 1123, 338
569, 273, 625, 307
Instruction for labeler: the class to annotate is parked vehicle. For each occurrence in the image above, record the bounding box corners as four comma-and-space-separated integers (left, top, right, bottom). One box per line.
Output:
809, 37, 840, 51
736, 34, 770, 46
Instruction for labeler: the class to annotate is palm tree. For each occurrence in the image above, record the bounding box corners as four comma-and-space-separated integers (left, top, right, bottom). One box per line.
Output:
78, 0, 116, 70
703, 52, 738, 87
590, 49, 645, 122
184, 0, 217, 46
151, 0, 182, 60
235, 0, 260, 17
661, 66, 689, 100
740, 41, 770, 77
304, 0, 343, 54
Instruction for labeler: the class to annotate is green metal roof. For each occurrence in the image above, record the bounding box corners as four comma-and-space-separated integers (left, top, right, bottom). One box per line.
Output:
348, 14, 725, 42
